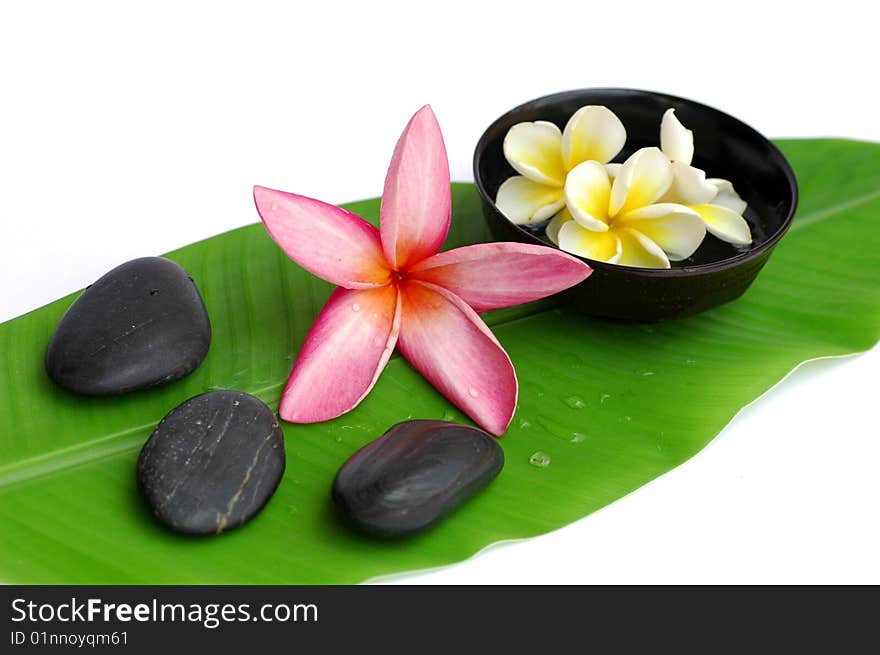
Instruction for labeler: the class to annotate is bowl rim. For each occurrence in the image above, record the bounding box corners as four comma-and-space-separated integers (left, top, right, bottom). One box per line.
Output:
473, 87, 800, 277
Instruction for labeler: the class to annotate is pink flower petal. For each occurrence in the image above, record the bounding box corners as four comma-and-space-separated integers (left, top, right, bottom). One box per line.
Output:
397, 280, 517, 436
279, 284, 400, 423
380, 105, 452, 270
254, 185, 391, 289
408, 242, 592, 312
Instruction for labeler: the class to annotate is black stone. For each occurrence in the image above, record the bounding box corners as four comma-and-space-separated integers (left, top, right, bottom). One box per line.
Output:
332, 420, 504, 538
137, 391, 285, 535
45, 256, 211, 395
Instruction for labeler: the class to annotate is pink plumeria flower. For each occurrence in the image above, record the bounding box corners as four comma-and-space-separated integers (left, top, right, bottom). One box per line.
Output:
253, 106, 592, 435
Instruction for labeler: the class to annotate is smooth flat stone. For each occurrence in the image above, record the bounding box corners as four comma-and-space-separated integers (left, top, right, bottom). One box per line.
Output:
332, 420, 504, 538
46, 256, 211, 395
137, 391, 285, 535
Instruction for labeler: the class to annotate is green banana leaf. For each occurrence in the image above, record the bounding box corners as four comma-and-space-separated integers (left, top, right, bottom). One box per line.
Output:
1, 138, 878, 584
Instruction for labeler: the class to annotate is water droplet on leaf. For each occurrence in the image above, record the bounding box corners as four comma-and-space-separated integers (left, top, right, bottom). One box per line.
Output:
536, 415, 581, 443
529, 451, 552, 468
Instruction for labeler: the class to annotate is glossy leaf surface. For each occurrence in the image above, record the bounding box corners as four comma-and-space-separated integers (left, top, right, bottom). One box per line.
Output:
0, 139, 878, 583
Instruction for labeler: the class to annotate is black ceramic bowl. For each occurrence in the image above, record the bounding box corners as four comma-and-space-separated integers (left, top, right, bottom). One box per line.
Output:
474, 88, 798, 321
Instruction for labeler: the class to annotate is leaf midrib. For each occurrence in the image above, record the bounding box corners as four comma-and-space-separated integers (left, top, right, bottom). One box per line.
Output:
789, 188, 880, 232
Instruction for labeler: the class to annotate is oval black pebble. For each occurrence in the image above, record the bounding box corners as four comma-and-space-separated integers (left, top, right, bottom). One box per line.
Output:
46, 257, 211, 395
137, 391, 285, 535
332, 420, 504, 538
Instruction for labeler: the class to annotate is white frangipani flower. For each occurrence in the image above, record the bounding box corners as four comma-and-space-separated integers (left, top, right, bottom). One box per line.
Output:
548, 147, 706, 268
496, 104, 752, 268
659, 109, 752, 245
495, 106, 626, 224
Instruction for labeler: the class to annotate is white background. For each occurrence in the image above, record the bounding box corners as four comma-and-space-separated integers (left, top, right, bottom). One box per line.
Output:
1, 1, 877, 583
